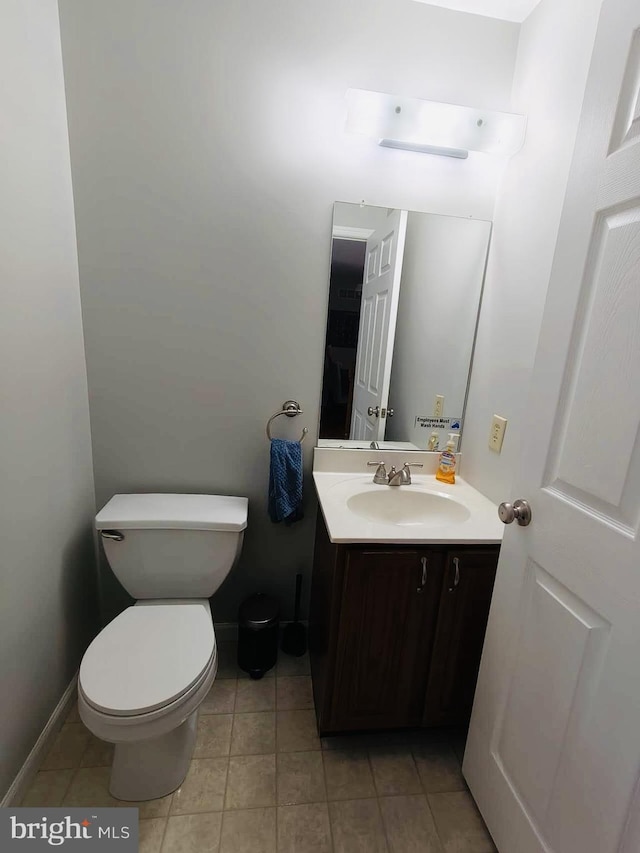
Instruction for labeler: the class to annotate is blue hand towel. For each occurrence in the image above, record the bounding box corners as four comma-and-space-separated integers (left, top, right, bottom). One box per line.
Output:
268, 438, 303, 525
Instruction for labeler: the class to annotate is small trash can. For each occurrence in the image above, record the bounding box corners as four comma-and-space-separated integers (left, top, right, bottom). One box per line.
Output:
237, 593, 279, 679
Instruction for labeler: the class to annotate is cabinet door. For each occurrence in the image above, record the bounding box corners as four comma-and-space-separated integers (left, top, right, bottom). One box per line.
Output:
423, 549, 498, 727
330, 548, 443, 731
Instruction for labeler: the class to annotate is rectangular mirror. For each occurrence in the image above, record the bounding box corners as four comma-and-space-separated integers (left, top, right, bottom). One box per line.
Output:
318, 202, 491, 450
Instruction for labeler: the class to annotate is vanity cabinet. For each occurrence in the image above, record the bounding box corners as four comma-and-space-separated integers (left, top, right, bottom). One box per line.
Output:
309, 512, 498, 734
330, 547, 444, 731
423, 549, 498, 726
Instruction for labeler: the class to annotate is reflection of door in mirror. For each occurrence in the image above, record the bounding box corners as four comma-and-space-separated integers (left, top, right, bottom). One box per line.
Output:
318, 203, 491, 450
351, 209, 407, 441
319, 239, 366, 439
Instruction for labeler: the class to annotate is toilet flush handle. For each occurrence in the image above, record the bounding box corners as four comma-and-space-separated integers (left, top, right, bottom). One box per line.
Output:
101, 529, 125, 542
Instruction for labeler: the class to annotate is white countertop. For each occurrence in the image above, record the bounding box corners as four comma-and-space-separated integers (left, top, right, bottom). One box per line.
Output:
313, 470, 504, 545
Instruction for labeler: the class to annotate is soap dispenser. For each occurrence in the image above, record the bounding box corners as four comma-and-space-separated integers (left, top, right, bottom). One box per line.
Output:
427, 431, 439, 451
436, 433, 458, 484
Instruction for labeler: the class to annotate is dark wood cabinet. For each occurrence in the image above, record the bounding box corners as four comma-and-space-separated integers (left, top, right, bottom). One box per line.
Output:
309, 511, 499, 735
331, 547, 443, 731
423, 550, 498, 726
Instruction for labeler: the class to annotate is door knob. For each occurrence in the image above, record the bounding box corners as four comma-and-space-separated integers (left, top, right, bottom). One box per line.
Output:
368, 406, 380, 417
498, 499, 532, 526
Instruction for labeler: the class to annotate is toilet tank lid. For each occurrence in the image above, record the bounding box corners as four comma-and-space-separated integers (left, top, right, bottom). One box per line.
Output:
95, 493, 248, 531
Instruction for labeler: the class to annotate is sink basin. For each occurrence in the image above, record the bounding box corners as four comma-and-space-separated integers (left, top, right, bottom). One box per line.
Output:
314, 469, 503, 544
346, 488, 471, 527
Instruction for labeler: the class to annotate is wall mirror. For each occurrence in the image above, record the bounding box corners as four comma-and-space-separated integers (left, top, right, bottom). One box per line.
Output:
318, 202, 491, 450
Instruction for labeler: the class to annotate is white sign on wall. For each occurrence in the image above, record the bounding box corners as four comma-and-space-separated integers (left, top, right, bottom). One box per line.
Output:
414, 416, 462, 431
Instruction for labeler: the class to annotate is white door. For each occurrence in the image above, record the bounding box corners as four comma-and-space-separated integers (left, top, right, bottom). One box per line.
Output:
464, 3, 640, 852
350, 209, 407, 441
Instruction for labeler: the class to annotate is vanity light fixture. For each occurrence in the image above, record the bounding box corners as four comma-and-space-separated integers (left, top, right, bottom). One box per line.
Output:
345, 88, 526, 159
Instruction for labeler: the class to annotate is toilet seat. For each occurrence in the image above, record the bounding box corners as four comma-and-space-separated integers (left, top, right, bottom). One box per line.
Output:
80, 601, 215, 716
78, 643, 217, 745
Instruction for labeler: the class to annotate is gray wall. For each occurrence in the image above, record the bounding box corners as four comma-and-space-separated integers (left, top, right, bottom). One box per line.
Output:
461, 0, 603, 503
58, 0, 519, 621
387, 213, 491, 447
0, 0, 97, 799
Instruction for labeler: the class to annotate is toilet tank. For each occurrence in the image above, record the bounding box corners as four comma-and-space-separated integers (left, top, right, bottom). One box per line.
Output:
95, 494, 248, 599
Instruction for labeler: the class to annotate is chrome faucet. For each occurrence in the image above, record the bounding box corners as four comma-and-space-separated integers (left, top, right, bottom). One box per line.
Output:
368, 461, 423, 485
388, 462, 424, 486
367, 461, 389, 485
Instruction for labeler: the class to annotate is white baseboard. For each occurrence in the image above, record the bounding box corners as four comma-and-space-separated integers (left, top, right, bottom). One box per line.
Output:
214, 622, 238, 643
1, 674, 78, 808
214, 620, 308, 644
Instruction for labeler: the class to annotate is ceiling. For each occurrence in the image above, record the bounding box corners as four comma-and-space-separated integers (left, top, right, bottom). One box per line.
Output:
411, 0, 543, 23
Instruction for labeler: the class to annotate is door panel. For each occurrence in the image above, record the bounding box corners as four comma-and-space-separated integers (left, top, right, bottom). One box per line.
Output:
550, 205, 640, 515
369, 291, 388, 397
494, 563, 610, 827
356, 294, 374, 390
350, 210, 407, 440
464, 3, 640, 852
609, 28, 640, 151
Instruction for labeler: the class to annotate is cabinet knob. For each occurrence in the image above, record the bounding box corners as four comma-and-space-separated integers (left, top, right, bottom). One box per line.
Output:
448, 557, 461, 592
417, 556, 428, 593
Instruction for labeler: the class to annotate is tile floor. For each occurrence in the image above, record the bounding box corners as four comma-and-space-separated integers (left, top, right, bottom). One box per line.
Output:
22, 643, 496, 852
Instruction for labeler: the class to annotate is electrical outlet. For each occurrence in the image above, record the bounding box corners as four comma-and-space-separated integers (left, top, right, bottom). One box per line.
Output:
489, 414, 507, 453
434, 395, 444, 417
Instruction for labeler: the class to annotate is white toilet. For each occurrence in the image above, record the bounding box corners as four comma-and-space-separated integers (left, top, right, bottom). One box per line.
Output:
78, 493, 248, 801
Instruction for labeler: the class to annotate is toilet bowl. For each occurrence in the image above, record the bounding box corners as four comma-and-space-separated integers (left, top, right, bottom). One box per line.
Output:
79, 494, 248, 801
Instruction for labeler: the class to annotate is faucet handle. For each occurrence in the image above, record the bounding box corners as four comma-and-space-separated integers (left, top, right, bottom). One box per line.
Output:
367, 461, 389, 485
401, 462, 424, 485
387, 465, 402, 486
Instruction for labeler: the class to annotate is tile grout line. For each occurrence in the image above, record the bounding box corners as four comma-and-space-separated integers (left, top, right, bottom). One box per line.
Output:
275, 681, 280, 831
221, 743, 231, 813
60, 766, 81, 807
274, 740, 280, 853
156, 808, 170, 853
320, 750, 337, 853
76, 720, 93, 770
368, 747, 381, 799
374, 795, 392, 853
274, 665, 280, 851
227, 681, 239, 758
366, 746, 392, 852
410, 746, 447, 853
213, 813, 223, 853
424, 790, 447, 853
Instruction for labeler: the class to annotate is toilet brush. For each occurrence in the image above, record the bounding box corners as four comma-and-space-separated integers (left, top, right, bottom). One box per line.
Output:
281, 573, 307, 656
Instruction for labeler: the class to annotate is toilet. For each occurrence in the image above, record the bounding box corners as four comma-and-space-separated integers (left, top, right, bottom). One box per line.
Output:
78, 493, 248, 801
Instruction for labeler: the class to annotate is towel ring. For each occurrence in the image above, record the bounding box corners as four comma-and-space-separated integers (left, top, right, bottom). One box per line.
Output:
266, 400, 308, 443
